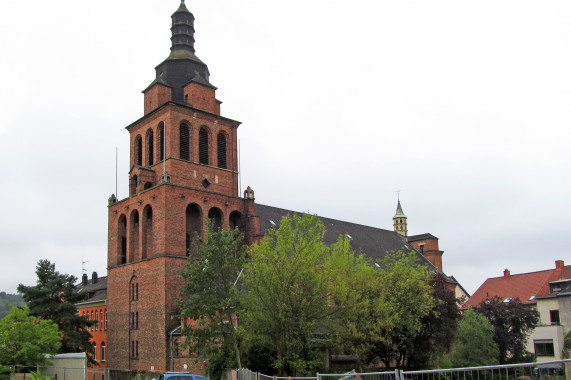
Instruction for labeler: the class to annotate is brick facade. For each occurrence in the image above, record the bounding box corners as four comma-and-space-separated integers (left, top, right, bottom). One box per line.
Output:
106, 2, 260, 371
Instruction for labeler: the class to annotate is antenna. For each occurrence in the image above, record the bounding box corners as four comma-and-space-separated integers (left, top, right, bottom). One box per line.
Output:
238, 139, 241, 195
115, 147, 118, 199
82, 256, 88, 274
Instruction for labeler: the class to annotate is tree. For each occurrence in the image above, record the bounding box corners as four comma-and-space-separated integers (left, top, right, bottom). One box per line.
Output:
449, 308, 499, 367
240, 213, 361, 376
17, 260, 95, 363
405, 272, 463, 369
178, 224, 248, 380
475, 296, 539, 364
0, 307, 61, 369
343, 251, 435, 369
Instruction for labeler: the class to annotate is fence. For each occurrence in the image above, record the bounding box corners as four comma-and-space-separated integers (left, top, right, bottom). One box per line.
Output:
235, 359, 571, 380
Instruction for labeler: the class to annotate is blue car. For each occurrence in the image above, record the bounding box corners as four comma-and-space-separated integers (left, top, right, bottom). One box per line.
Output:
154, 373, 209, 380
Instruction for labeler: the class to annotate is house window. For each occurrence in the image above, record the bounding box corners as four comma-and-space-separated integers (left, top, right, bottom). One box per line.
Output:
550, 310, 560, 325
419, 245, 424, 254
534, 339, 555, 356
104, 310, 108, 330
100, 309, 103, 330
101, 342, 106, 362
94, 343, 97, 361
95, 311, 98, 331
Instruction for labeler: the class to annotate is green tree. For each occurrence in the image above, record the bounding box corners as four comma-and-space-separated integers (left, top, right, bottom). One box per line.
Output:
17, 260, 95, 363
241, 213, 360, 376
0, 307, 61, 368
475, 296, 538, 364
343, 251, 435, 369
178, 224, 248, 380
0, 292, 25, 320
449, 308, 499, 367
406, 272, 463, 369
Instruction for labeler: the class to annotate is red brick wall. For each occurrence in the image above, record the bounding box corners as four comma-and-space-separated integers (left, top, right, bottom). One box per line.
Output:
409, 238, 443, 270
78, 305, 108, 368
144, 84, 172, 115
183, 82, 219, 115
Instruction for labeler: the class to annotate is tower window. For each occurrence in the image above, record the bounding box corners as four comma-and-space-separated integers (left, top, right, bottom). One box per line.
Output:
135, 135, 143, 166
158, 123, 165, 161
420, 245, 425, 254
180, 124, 190, 160
147, 129, 154, 166
217, 132, 227, 168
199, 128, 209, 165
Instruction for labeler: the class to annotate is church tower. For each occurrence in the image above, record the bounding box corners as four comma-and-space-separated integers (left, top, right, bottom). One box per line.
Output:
393, 199, 408, 237
106, 2, 261, 371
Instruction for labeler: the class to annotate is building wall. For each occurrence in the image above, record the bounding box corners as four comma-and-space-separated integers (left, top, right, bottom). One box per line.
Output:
78, 304, 108, 367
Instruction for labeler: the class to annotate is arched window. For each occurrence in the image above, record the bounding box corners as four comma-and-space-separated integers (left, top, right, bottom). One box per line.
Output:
146, 129, 154, 166
135, 135, 143, 166
199, 127, 209, 165
217, 132, 227, 168
158, 122, 165, 161
229, 211, 242, 230
180, 123, 190, 160
129, 210, 140, 262
208, 207, 222, 231
94, 343, 97, 361
118, 214, 127, 264
95, 311, 98, 330
142, 205, 153, 259
186, 203, 202, 256
101, 342, 106, 362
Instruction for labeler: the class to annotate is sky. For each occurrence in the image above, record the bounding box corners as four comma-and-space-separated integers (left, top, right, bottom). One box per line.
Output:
1, 0, 570, 296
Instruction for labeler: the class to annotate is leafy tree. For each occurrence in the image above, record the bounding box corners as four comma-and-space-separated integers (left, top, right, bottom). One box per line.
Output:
17, 260, 95, 363
0, 292, 25, 319
449, 308, 499, 367
0, 365, 11, 380
343, 251, 435, 369
0, 307, 61, 368
178, 224, 248, 380
475, 296, 538, 364
406, 272, 464, 369
241, 213, 361, 376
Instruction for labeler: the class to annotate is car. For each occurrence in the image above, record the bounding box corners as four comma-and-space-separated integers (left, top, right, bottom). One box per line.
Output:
153, 373, 210, 380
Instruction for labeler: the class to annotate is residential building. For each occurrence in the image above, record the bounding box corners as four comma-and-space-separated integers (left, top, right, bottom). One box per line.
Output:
76, 272, 107, 377
466, 260, 570, 361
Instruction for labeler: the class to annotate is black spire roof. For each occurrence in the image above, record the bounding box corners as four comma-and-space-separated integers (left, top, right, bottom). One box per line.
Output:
147, 1, 212, 103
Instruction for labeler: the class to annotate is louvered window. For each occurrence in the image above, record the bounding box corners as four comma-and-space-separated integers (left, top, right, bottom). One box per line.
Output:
147, 129, 154, 166
199, 128, 209, 165
158, 124, 165, 161
135, 135, 143, 166
217, 133, 227, 168
179, 124, 190, 160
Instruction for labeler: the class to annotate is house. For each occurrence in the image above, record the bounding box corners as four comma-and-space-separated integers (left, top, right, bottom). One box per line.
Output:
465, 260, 570, 361
76, 272, 107, 378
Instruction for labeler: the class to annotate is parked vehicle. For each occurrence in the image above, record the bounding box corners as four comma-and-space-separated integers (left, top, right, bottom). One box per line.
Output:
153, 373, 209, 380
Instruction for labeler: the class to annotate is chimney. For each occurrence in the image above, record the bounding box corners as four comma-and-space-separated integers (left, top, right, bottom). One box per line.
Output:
82, 273, 88, 286
555, 260, 564, 270
504, 269, 510, 277
92, 272, 98, 284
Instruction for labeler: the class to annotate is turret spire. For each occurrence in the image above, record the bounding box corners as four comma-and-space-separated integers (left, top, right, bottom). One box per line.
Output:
393, 199, 408, 237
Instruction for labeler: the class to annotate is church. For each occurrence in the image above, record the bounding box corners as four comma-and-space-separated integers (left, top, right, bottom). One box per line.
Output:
103, 1, 466, 373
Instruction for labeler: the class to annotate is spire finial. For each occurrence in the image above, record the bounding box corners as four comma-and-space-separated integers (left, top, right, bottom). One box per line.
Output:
181, 0, 185, 3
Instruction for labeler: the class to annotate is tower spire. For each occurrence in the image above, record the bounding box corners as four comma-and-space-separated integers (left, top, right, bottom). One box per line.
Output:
393, 198, 408, 237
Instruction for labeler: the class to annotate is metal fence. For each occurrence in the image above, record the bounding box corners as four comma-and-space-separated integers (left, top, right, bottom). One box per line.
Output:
400, 359, 570, 380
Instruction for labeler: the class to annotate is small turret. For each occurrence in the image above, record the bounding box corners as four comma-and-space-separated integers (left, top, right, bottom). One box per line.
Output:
393, 199, 408, 237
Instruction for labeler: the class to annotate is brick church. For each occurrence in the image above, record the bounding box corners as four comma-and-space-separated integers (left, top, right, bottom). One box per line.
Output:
103, 1, 466, 373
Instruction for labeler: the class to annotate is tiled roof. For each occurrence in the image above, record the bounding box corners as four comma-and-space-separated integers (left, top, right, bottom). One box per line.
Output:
464, 262, 570, 308
255, 203, 440, 271
408, 233, 438, 242
76, 276, 107, 305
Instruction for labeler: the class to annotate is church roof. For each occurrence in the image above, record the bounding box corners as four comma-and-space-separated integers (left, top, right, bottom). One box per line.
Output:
184, 73, 217, 89
408, 233, 438, 242
255, 203, 440, 270
393, 200, 406, 218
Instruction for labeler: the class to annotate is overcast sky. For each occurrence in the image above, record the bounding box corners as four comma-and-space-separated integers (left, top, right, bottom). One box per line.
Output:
1, 0, 570, 295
